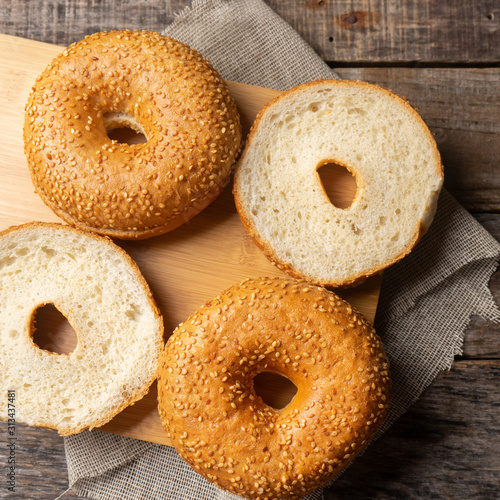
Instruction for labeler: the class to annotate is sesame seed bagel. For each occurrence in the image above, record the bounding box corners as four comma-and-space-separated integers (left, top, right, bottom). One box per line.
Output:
0, 222, 163, 435
234, 79, 443, 287
158, 277, 390, 499
24, 30, 242, 239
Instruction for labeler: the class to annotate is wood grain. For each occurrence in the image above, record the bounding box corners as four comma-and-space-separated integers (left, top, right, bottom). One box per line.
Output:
271, 0, 500, 64
0, 34, 381, 447
0, 1, 498, 63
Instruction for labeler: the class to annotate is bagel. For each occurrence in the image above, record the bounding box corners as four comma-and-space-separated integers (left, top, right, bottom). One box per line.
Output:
157, 277, 390, 499
24, 30, 242, 240
0, 222, 163, 435
234, 80, 443, 287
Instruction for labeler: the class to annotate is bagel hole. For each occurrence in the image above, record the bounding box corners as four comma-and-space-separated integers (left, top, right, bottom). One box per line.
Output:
317, 161, 358, 209
104, 112, 147, 145
253, 372, 297, 409
31, 304, 78, 355
107, 127, 147, 145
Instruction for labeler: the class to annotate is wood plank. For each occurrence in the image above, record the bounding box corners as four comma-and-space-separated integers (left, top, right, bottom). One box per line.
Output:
0, 421, 78, 499
0, 34, 381, 446
0, 0, 181, 45
2, 359, 498, 499
270, 0, 500, 64
0, 0, 498, 63
337, 67, 500, 213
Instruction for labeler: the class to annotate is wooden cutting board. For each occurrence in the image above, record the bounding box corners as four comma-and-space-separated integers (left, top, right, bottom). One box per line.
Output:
0, 34, 382, 445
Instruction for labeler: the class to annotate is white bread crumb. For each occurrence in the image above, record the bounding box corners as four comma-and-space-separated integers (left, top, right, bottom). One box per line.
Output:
234, 80, 443, 287
0, 223, 163, 435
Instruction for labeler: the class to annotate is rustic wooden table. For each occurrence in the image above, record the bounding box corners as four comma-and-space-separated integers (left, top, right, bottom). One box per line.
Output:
0, 1, 499, 499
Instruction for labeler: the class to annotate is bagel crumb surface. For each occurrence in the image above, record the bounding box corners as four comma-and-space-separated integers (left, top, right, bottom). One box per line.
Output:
158, 277, 390, 499
234, 79, 443, 287
0, 222, 164, 435
24, 30, 242, 239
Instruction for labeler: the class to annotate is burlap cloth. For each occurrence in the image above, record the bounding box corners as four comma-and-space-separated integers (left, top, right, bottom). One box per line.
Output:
63, 1, 500, 499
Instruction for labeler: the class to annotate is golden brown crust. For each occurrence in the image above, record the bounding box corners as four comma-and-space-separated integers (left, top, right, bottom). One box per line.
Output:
233, 79, 443, 288
158, 277, 390, 499
24, 30, 242, 240
0, 222, 164, 435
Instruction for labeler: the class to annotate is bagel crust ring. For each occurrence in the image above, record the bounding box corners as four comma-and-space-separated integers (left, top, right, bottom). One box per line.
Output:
158, 277, 390, 499
24, 30, 242, 239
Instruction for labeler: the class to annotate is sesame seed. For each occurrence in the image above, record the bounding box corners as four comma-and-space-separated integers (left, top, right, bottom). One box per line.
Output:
157, 277, 390, 499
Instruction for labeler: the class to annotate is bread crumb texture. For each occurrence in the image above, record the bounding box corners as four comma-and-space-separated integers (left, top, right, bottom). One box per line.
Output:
158, 277, 390, 499
24, 30, 242, 239
0, 223, 163, 435
234, 80, 443, 287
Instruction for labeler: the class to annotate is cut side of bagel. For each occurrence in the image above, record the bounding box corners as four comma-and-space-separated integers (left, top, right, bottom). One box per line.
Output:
0, 222, 163, 435
234, 80, 444, 287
